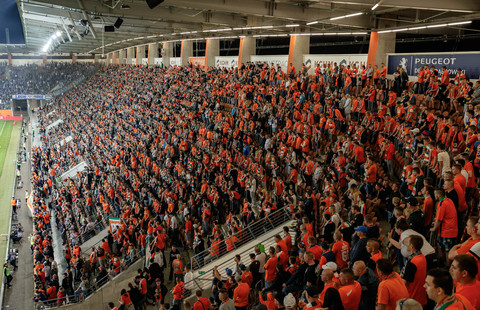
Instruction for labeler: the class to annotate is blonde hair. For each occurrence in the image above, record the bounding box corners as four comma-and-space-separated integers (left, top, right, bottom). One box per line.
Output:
396, 299, 422, 310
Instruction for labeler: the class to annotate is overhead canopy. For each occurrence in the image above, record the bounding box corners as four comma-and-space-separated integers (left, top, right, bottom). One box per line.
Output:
2, 0, 479, 54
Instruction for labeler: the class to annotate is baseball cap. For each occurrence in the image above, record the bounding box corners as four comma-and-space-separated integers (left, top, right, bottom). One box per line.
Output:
225, 268, 233, 275
410, 128, 420, 134
354, 225, 367, 234
284, 293, 296, 308
322, 261, 338, 271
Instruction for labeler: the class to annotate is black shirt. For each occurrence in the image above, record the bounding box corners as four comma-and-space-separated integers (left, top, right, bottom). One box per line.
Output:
408, 209, 425, 235
446, 189, 459, 210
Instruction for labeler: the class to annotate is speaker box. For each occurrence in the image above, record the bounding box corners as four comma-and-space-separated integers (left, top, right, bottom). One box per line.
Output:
104, 26, 115, 32
114, 18, 123, 29
146, 0, 164, 9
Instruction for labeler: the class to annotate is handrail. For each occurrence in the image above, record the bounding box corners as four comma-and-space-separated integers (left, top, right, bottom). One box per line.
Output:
33, 253, 144, 309
190, 207, 291, 270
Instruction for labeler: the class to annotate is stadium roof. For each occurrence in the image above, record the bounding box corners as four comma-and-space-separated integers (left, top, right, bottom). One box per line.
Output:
2, 0, 480, 54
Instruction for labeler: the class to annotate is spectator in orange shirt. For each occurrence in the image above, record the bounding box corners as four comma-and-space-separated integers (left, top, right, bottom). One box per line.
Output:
450, 254, 480, 309
264, 247, 278, 289
425, 268, 473, 310
376, 259, 409, 310
338, 268, 362, 310
233, 275, 250, 310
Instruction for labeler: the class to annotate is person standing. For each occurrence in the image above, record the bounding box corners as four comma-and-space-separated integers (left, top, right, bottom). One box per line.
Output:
401, 235, 427, 307
376, 259, 409, 310
3, 263, 12, 288
424, 268, 473, 310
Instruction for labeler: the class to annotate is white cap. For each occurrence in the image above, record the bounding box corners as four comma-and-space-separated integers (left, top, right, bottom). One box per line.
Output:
284, 293, 296, 308
322, 261, 338, 271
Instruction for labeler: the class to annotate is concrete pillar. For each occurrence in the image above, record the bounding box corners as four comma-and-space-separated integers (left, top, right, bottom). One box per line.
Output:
114, 51, 120, 64
371, 32, 396, 67
180, 40, 193, 66
148, 43, 159, 65
287, 35, 309, 74
162, 42, 173, 67
119, 49, 126, 64
136, 46, 145, 65
205, 39, 220, 69
238, 36, 255, 66
127, 47, 135, 65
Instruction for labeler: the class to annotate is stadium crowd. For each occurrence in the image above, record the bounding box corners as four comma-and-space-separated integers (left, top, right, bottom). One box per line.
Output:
26, 60, 480, 310
0, 62, 98, 109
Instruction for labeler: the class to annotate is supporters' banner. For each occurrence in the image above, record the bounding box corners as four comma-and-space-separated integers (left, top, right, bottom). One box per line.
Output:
251, 55, 289, 72
215, 56, 238, 68
131, 58, 137, 65
0, 116, 21, 121
154, 58, 163, 66
189, 57, 205, 68
170, 57, 181, 66
12, 94, 52, 100
109, 217, 121, 233
303, 54, 368, 75
387, 52, 480, 79
142, 58, 148, 65
27, 190, 34, 217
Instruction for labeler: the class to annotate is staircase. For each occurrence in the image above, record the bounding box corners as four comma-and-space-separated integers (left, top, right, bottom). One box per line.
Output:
186, 208, 296, 292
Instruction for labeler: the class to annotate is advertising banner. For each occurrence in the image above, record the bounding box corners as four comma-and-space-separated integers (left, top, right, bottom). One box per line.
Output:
0, 116, 22, 121
303, 54, 368, 75
387, 52, 480, 80
154, 58, 163, 65
215, 56, 238, 68
251, 55, 289, 72
142, 58, 148, 65
169, 57, 181, 66
12, 94, 51, 100
131, 58, 137, 65
109, 217, 122, 233
189, 57, 205, 68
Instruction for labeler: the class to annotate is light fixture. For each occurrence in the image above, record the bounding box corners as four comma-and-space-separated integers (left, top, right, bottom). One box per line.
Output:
408, 26, 427, 30
330, 12, 363, 21
392, 28, 408, 32
377, 30, 392, 33
427, 24, 447, 28
371, 3, 379, 10
447, 21, 471, 26
285, 24, 300, 27
306, 21, 318, 25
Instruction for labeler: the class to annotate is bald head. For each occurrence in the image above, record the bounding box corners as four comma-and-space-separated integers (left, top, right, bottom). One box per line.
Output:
321, 269, 334, 282
353, 261, 366, 277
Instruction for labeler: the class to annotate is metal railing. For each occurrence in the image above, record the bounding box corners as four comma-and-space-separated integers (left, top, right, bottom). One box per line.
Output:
190, 207, 291, 270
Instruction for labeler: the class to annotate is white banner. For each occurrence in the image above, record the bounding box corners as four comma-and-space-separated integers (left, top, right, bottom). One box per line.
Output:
215, 56, 238, 68
142, 58, 148, 65
131, 58, 137, 65
303, 54, 368, 75
251, 55, 289, 72
154, 58, 163, 65
169, 57, 181, 66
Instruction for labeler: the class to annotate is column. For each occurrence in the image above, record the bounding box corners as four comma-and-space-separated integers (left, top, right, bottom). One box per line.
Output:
148, 43, 159, 66
127, 47, 135, 65
205, 38, 219, 69
162, 42, 173, 67
119, 49, 126, 64
180, 40, 193, 66
238, 36, 255, 66
369, 32, 396, 68
136, 46, 145, 65
287, 35, 309, 74
114, 51, 120, 64
72, 54, 76, 63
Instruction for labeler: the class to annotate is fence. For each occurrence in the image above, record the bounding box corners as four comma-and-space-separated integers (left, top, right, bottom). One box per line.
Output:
190, 207, 291, 270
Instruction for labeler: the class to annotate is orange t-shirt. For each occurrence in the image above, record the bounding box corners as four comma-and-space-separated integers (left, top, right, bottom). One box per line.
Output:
233, 282, 250, 307
377, 273, 409, 310
338, 281, 362, 310
436, 198, 458, 238
264, 255, 278, 281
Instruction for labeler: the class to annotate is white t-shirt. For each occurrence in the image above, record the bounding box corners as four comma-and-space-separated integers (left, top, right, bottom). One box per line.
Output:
400, 229, 435, 258
437, 151, 451, 173
256, 252, 266, 273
